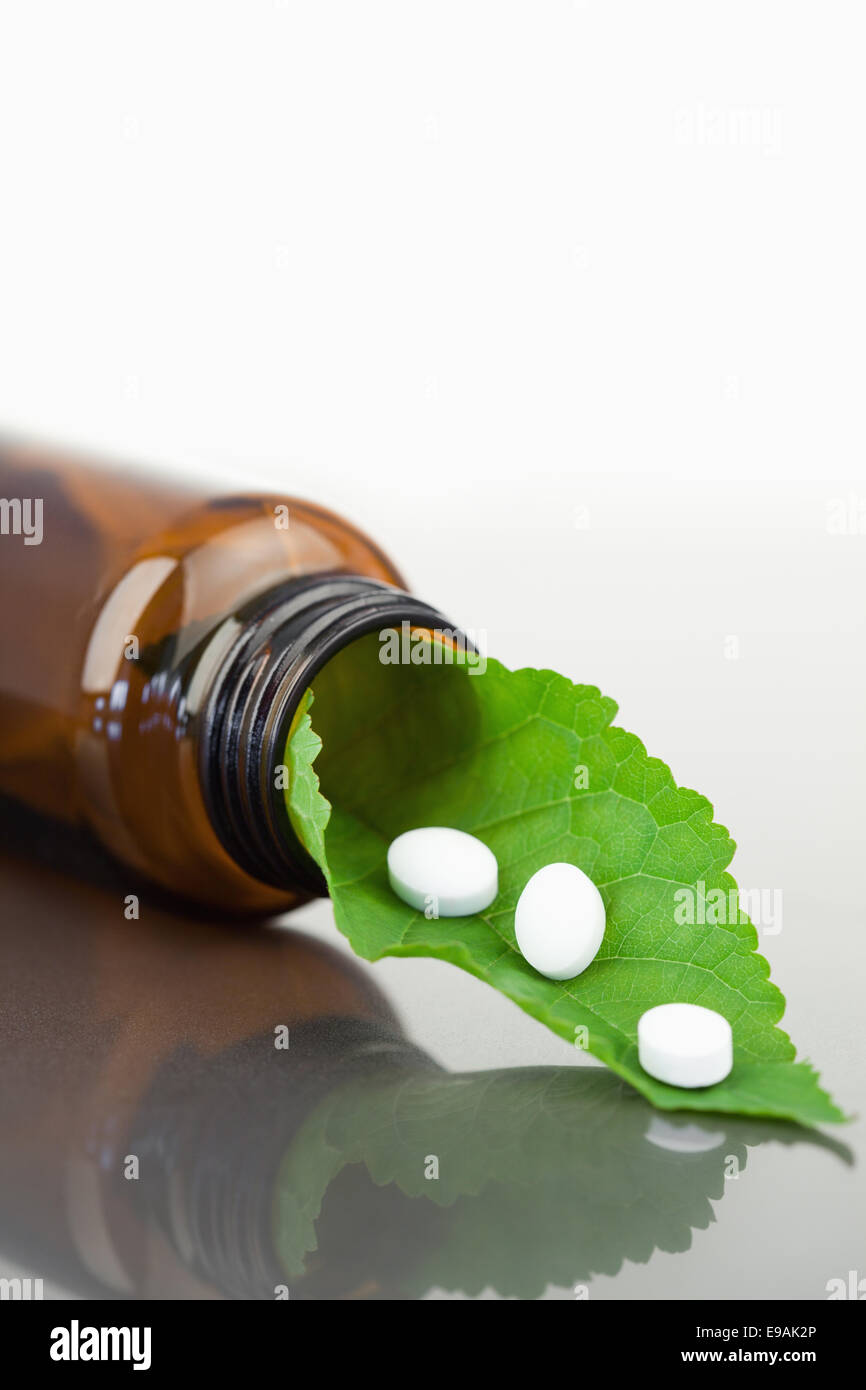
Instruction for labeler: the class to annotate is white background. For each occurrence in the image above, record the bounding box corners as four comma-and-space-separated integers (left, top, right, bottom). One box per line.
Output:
1, 2, 864, 1298
2, 2, 864, 497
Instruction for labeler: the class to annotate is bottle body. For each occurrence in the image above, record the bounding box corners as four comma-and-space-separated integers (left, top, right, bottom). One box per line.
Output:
0, 440, 416, 910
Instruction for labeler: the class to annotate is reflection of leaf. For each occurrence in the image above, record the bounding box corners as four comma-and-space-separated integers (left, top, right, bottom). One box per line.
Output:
286, 638, 844, 1127
273, 1065, 847, 1299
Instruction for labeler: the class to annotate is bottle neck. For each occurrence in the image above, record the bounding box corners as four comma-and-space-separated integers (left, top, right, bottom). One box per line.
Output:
199, 573, 457, 894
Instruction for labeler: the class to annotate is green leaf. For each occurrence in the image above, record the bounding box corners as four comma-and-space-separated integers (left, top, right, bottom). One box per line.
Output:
286, 636, 844, 1127
284, 690, 329, 869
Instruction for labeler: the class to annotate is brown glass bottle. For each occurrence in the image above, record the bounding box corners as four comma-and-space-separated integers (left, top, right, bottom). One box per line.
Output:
0, 439, 453, 911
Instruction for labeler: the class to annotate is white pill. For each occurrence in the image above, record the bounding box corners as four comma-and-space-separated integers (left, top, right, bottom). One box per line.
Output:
637, 1003, 733, 1088
386, 826, 498, 916
514, 861, 606, 980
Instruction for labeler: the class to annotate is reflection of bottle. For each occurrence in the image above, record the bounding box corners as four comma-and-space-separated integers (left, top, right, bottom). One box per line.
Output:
0, 440, 456, 910
0, 810, 443, 1300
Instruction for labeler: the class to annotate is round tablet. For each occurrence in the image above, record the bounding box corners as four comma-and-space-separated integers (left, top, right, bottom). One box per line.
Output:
637, 1003, 733, 1088
386, 826, 498, 917
514, 861, 606, 980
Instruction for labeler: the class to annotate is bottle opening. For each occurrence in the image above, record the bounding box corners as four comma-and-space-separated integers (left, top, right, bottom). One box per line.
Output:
200, 575, 477, 896
286, 625, 484, 880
